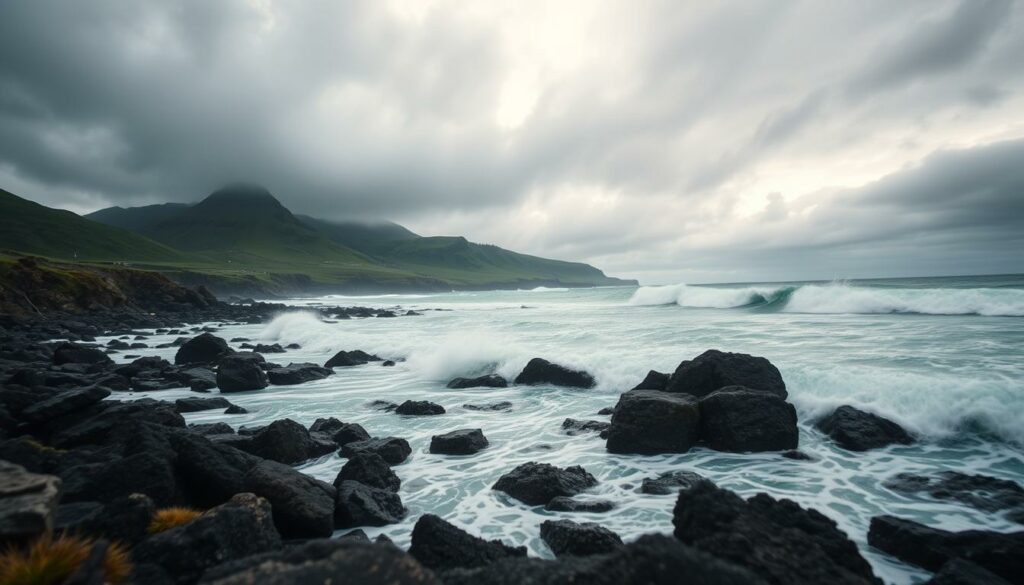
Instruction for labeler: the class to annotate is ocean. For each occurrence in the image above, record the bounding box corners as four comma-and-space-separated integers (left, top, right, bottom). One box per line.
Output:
107, 274, 1024, 584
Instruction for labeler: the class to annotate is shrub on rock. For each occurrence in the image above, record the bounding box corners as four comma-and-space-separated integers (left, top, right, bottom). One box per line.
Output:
148, 507, 201, 534
0, 534, 130, 585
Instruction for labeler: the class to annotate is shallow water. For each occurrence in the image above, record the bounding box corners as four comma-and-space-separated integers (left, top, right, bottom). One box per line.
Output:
105, 276, 1024, 584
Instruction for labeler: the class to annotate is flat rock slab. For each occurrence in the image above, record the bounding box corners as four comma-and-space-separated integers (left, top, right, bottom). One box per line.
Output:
0, 461, 62, 546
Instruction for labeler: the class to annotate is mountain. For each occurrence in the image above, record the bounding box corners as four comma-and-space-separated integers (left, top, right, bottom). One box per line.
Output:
0, 188, 191, 263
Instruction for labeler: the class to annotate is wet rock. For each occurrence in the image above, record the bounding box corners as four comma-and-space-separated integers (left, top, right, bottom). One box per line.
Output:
369, 400, 398, 411
699, 386, 798, 452
174, 333, 231, 365
884, 471, 1024, 521
430, 429, 488, 455
53, 342, 113, 366
224, 404, 248, 414
334, 453, 401, 492
254, 343, 286, 353
20, 385, 111, 423
605, 390, 700, 454
541, 519, 623, 556
325, 350, 381, 368
867, 515, 1023, 584
562, 418, 610, 436
243, 460, 336, 539
0, 461, 61, 546
640, 470, 706, 495
216, 353, 269, 392
175, 396, 233, 413
395, 400, 445, 416
132, 493, 282, 585
463, 401, 512, 411
665, 349, 787, 399
597, 406, 615, 415
170, 432, 259, 507
545, 497, 615, 513
56, 493, 154, 546
311, 418, 371, 447
189, 422, 235, 436
781, 450, 814, 461
493, 462, 598, 506
266, 362, 332, 385
924, 559, 1013, 585
674, 480, 880, 585
409, 513, 527, 572
815, 405, 914, 451
447, 374, 508, 389
631, 370, 669, 391
240, 418, 336, 464
514, 358, 595, 388
334, 480, 406, 528
342, 437, 412, 465
175, 366, 217, 391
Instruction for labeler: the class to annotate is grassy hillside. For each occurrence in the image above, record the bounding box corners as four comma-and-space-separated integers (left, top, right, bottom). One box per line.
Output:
85, 202, 188, 231
297, 215, 419, 255
0, 188, 192, 263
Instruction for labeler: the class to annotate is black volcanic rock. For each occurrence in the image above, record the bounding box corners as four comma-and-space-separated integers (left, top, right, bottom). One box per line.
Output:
53, 342, 113, 366
540, 519, 623, 557
447, 374, 508, 389
605, 389, 700, 454
884, 471, 1024, 522
665, 349, 787, 399
175, 396, 233, 413
267, 362, 332, 385
395, 400, 445, 415
562, 418, 611, 436
334, 453, 401, 492
640, 470, 707, 495
0, 461, 60, 546
334, 480, 405, 528
409, 513, 527, 572
924, 559, 1013, 585
514, 358, 595, 388
430, 429, 489, 455
699, 386, 798, 452
243, 460, 336, 539
20, 385, 110, 423
493, 462, 597, 506
342, 437, 412, 465
631, 370, 669, 390
174, 333, 230, 365
325, 350, 381, 368
463, 401, 512, 411
217, 353, 268, 392
815, 405, 913, 451
545, 497, 615, 513
240, 418, 336, 464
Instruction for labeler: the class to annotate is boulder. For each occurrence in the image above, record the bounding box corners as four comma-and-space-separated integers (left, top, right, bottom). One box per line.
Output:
430, 429, 489, 455
545, 497, 615, 513
326, 423, 371, 447
632, 370, 669, 391
0, 461, 61, 546
342, 437, 412, 465
492, 462, 598, 506
665, 349, 787, 399
175, 366, 217, 391
325, 350, 381, 368
217, 354, 269, 392
395, 400, 445, 416
409, 513, 527, 572
175, 396, 233, 413
266, 363, 332, 385
674, 481, 880, 585
605, 390, 700, 454
20, 385, 111, 423
867, 515, 1024, 584
815, 405, 914, 451
60, 450, 180, 507
170, 432, 259, 507
189, 422, 236, 436
447, 374, 508, 389
640, 470, 707, 495
241, 418, 336, 464
540, 519, 623, 557
698, 387, 798, 452
253, 343, 286, 353
174, 333, 231, 365
884, 471, 1024, 521
514, 358, 595, 388
334, 453, 401, 492
243, 460, 336, 539
132, 493, 282, 585
562, 418, 610, 436
55, 493, 154, 546
53, 342, 113, 366
924, 559, 1013, 585
334, 480, 406, 528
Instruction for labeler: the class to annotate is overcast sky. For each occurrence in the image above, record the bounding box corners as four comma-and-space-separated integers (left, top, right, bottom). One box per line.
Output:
2, 0, 1023, 284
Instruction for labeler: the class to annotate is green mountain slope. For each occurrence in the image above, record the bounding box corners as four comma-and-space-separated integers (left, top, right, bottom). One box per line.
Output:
296, 215, 419, 255
85, 202, 188, 231
0, 188, 192, 263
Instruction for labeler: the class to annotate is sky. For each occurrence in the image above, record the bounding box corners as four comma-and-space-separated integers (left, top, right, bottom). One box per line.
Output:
1, 0, 1023, 284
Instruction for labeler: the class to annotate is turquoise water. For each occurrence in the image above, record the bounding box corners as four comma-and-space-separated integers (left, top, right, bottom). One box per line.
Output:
106, 275, 1024, 584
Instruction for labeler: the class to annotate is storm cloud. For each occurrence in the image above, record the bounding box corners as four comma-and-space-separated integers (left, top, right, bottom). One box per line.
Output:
1, 0, 1022, 283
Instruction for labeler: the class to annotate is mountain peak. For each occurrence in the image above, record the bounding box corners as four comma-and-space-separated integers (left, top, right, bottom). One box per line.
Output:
201, 183, 280, 206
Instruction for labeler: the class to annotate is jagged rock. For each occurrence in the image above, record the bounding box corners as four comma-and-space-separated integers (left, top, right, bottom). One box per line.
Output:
170, 432, 259, 507
640, 470, 706, 495
243, 460, 336, 539
175, 396, 233, 413
132, 493, 282, 585
545, 497, 615, 512
540, 519, 623, 556
342, 437, 412, 465
884, 471, 1024, 521
224, 404, 247, 414
699, 387, 798, 452
409, 513, 527, 572
53, 342, 113, 366
429, 429, 489, 455
562, 418, 610, 436
514, 358, 595, 388
395, 400, 445, 416
493, 462, 598, 506
334, 453, 401, 492
254, 343, 286, 353
310, 418, 371, 447
20, 385, 111, 423
924, 559, 1013, 585
867, 515, 1023, 584
175, 366, 217, 391
334, 480, 406, 528
217, 353, 268, 392
815, 405, 914, 451
674, 481, 880, 585
632, 370, 669, 390
174, 333, 231, 365
240, 418, 336, 464
266, 363, 332, 385
463, 401, 512, 411
605, 390, 700, 454
325, 350, 381, 368
0, 461, 61, 546
665, 350, 787, 399
447, 374, 508, 389
56, 493, 154, 545
60, 448, 180, 507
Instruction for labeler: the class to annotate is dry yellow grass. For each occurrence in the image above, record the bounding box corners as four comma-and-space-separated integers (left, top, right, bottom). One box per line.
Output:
147, 507, 202, 535
0, 535, 130, 585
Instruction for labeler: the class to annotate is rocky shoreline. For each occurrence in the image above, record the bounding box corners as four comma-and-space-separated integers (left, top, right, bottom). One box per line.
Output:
2, 297, 1023, 584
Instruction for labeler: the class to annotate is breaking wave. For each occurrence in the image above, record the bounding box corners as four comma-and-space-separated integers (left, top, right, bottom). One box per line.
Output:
628, 282, 1024, 316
